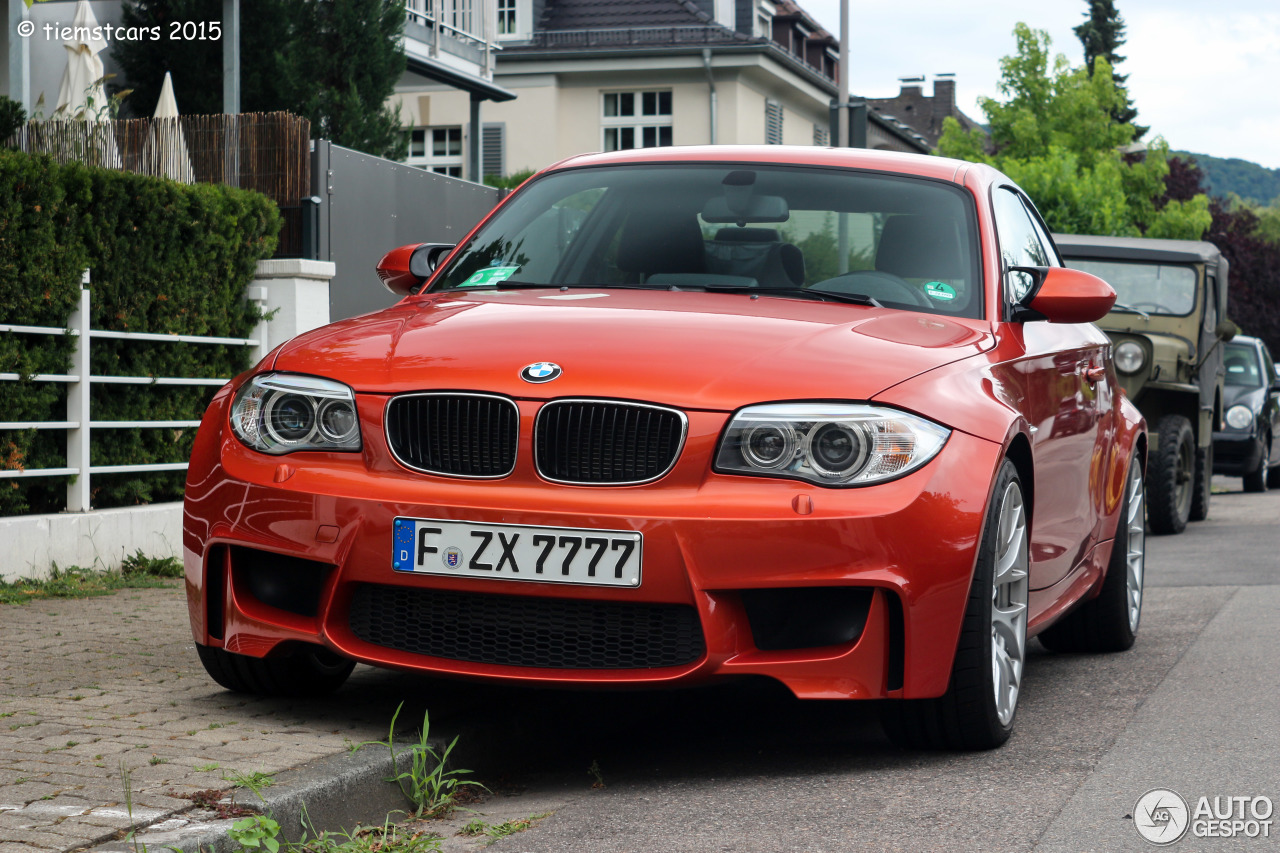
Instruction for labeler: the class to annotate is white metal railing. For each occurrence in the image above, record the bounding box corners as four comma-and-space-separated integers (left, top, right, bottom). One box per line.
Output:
405, 0, 501, 76
0, 272, 257, 512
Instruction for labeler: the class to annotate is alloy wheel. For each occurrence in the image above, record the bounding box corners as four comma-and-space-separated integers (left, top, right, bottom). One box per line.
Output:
991, 480, 1029, 727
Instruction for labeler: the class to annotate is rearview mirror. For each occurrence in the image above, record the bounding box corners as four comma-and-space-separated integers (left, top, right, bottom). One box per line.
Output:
375, 243, 455, 295
1013, 266, 1116, 324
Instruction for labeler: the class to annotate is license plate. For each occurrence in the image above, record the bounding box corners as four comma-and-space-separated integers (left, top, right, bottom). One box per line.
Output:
392, 518, 642, 588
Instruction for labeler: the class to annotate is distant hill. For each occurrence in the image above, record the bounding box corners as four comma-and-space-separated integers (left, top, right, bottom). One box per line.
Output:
1174, 151, 1280, 205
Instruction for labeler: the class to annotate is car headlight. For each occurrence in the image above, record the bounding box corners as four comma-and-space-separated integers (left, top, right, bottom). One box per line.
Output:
715, 403, 950, 486
230, 373, 362, 455
1114, 340, 1146, 375
1225, 404, 1254, 431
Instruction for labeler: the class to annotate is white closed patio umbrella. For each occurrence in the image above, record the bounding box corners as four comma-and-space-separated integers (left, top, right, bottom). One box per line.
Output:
54, 0, 121, 167
145, 72, 195, 183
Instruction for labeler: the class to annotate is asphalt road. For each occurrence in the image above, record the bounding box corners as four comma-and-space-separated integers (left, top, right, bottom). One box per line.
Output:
413, 476, 1280, 853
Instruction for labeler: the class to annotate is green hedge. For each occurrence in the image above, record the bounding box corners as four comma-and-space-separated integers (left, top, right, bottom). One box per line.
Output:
0, 149, 280, 515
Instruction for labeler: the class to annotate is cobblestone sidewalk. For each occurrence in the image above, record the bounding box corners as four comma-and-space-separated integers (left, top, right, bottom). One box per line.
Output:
0, 586, 406, 852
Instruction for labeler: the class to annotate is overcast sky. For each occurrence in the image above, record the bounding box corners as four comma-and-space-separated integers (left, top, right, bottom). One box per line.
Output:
802, 0, 1280, 169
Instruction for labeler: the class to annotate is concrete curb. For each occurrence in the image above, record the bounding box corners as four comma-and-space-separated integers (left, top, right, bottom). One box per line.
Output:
90, 737, 447, 852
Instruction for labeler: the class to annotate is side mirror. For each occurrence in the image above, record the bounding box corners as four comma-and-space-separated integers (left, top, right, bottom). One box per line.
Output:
1215, 319, 1239, 342
1012, 266, 1116, 324
375, 243, 455, 295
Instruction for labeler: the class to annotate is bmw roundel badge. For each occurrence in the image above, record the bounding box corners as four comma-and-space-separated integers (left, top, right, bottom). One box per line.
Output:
520, 362, 562, 383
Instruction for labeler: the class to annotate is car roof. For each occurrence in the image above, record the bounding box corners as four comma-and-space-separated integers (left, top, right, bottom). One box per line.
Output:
545, 145, 986, 187
1053, 233, 1222, 265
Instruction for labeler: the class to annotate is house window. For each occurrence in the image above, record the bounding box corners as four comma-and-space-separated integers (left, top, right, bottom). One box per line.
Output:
407, 127, 464, 177
765, 100, 783, 144
497, 0, 516, 35
602, 90, 673, 151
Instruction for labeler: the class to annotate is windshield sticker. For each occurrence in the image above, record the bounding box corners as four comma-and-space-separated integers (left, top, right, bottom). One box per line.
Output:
461, 266, 520, 287
924, 281, 957, 302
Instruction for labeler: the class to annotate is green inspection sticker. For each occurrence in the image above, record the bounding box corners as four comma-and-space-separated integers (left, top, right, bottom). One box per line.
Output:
924, 281, 957, 301
461, 266, 519, 287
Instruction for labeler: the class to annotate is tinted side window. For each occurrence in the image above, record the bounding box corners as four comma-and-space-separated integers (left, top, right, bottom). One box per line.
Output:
992, 187, 1050, 302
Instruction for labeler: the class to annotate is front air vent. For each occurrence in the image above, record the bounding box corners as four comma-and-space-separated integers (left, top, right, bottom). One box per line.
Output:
534, 399, 687, 485
385, 392, 518, 478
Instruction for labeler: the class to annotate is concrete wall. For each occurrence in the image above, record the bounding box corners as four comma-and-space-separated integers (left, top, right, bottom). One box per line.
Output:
0, 502, 182, 582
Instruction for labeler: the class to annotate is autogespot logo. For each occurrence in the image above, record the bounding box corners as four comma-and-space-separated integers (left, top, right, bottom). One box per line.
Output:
1135, 789, 1190, 845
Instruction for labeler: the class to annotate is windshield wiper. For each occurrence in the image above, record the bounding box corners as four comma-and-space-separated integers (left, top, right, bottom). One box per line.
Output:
698, 285, 882, 307
1110, 302, 1150, 319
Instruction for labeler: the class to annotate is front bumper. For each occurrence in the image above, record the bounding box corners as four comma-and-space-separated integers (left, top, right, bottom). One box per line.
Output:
1212, 431, 1263, 476
183, 391, 1002, 700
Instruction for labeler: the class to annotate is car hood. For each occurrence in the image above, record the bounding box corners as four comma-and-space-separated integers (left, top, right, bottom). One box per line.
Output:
1223, 384, 1267, 412
273, 289, 995, 411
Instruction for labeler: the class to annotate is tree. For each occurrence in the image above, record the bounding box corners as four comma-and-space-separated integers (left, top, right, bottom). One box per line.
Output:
113, 0, 297, 117
1160, 157, 1280, 353
1073, 0, 1146, 137
938, 24, 1209, 240
286, 0, 408, 160
112, 0, 407, 160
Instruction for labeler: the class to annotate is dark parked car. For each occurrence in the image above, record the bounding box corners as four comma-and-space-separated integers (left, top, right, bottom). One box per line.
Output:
1213, 335, 1280, 491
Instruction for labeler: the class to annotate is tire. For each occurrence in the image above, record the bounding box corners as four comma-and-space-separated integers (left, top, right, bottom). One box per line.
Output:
196, 643, 355, 697
1243, 435, 1270, 493
880, 460, 1028, 750
1189, 444, 1211, 522
1269, 458, 1280, 490
1038, 457, 1145, 653
1147, 415, 1194, 535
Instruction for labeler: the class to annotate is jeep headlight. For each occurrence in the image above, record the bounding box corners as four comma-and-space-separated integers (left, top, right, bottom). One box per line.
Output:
715, 403, 950, 486
1114, 340, 1146, 375
230, 373, 362, 455
1225, 405, 1253, 431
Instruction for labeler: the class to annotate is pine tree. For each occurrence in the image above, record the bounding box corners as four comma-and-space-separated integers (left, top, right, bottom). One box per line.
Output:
112, 0, 407, 160
286, 0, 408, 161
113, 0, 297, 117
1073, 0, 1147, 138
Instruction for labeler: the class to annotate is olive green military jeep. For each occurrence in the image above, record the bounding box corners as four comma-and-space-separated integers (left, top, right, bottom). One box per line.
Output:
1056, 235, 1235, 535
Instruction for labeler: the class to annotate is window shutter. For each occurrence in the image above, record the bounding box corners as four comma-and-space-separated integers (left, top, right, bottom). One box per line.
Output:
482, 123, 506, 179
765, 100, 783, 144
813, 124, 828, 146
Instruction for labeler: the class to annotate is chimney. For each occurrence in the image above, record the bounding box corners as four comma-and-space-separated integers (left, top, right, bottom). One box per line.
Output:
898, 75, 925, 97
933, 73, 956, 109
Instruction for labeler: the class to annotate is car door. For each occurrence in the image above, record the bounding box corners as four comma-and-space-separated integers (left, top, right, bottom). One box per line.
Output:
1261, 342, 1280, 468
992, 187, 1108, 591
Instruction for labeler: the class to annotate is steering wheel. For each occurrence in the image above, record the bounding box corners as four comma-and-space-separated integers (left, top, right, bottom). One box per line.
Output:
811, 271, 933, 308
1129, 301, 1170, 314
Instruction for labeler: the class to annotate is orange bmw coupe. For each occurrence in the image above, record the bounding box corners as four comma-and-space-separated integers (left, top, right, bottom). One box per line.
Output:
184, 147, 1146, 749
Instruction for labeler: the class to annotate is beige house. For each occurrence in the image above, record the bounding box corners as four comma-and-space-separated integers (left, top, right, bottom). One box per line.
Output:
389, 0, 928, 180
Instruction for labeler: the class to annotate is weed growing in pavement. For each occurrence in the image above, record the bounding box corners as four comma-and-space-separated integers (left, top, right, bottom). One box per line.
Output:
360, 702, 486, 819
588, 759, 605, 789
229, 814, 282, 853
293, 808, 443, 853
0, 553, 180, 605
457, 814, 549, 842
195, 762, 220, 772
224, 769, 276, 801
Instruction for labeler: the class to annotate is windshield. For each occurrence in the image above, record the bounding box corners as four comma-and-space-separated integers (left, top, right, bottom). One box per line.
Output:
1224, 343, 1265, 388
431, 164, 983, 318
1061, 259, 1198, 316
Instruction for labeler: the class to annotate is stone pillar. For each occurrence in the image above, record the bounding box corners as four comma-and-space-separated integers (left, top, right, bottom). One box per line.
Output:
249, 259, 337, 363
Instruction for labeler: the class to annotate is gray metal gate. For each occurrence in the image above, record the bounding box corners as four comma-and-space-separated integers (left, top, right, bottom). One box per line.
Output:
311, 140, 502, 322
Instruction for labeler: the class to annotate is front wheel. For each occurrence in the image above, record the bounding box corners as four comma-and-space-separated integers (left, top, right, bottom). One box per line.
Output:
1189, 444, 1211, 521
1147, 415, 1194, 535
1243, 435, 1270, 493
196, 643, 355, 697
881, 459, 1029, 750
1039, 456, 1145, 653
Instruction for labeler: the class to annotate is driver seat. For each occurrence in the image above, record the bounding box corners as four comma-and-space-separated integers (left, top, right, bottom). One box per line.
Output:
876, 214, 966, 280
